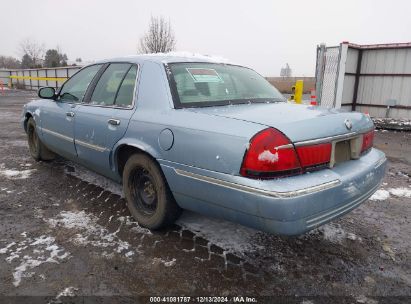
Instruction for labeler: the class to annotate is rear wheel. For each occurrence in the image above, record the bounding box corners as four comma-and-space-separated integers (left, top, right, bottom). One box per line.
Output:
123, 153, 181, 229
27, 118, 55, 161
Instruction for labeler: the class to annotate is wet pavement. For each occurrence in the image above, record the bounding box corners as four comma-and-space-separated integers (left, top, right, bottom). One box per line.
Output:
0, 90, 410, 302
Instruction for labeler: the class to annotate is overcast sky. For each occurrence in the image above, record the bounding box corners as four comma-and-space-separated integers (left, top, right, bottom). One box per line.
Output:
1, 0, 410, 76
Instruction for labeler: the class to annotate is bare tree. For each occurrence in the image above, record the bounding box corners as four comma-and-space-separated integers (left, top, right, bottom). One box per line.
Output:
138, 16, 176, 54
19, 38, 45, 67
0, 56, 21, 69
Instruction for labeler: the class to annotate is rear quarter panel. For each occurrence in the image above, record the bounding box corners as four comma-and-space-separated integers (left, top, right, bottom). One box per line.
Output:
123, 109, 264, 174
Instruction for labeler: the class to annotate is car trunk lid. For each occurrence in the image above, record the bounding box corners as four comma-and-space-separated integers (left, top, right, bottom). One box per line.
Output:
187, 102, 373, 143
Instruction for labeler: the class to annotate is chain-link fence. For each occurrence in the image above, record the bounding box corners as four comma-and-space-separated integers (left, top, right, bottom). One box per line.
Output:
316, 46, 340, 107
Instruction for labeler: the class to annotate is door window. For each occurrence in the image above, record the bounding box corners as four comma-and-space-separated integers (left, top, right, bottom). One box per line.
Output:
90, 63, 132, 106
114, 65, 138, 107
59, 64, 102, 103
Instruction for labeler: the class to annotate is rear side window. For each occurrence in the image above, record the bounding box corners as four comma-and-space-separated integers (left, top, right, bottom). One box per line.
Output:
90, 63, 132, 106
59, 64, 102, 103
115, 65, 138, 107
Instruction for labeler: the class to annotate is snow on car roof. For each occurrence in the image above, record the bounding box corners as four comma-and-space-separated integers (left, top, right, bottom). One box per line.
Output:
98, 51, 232, 65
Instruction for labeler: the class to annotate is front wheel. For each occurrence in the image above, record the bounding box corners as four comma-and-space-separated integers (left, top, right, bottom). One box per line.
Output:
123, 153, 181, 229
27, 118, 55, 161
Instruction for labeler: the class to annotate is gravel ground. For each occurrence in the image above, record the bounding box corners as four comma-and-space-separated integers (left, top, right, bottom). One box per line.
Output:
0, 90, 410, 303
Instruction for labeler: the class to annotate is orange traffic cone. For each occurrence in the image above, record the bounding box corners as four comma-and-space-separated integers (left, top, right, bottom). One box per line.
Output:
310, 89, 317, 105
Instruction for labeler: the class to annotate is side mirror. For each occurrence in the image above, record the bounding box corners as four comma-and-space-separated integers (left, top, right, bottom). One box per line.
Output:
38, 87, 56, 99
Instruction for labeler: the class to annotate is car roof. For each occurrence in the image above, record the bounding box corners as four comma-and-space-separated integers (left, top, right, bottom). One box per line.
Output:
94, 52, 233, 65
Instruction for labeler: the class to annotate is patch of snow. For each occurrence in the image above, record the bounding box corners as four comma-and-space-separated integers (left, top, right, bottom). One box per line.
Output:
64, 162, 123, 196
316, 226, 362, 243
346, 232, 360, 241
0, 163, 35, 179
47, 211, 133, 257
0, 234, 70, 287
117, 215, 152, 235
177, 211, 262, 254
258, 150, 279, 163
164, 258, 176, 267
369, 189, 390, 201
0, 242, 16, 254
315, 223, 347, 243
388, 187, 411, 198
13, 257, 43, 286
153, 257, 176, 267
56, 286, 78, 298
136, 51, 232, 64
1, 187, 15, 194
369, 187, 411, 201
125, 251, 135, 258
373, 118, 411, 127
6, 252, 20, 263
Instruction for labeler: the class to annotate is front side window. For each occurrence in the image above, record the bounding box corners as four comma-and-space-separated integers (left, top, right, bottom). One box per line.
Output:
90, 63, 133, 106
59, 64, 102, 103
167, 63, 285, 108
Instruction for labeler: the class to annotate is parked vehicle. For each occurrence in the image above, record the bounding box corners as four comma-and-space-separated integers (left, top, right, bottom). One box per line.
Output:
22, 55, 387, 235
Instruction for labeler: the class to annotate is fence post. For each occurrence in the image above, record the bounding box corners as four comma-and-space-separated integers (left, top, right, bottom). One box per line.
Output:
352, 49, 363, 112
29, 70, 32, 90
315, 43, 326, 105
55, 69, 58, 89
334, 42, 348, 108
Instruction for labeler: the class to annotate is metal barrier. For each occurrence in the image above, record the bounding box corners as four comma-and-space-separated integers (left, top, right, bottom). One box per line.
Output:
0, 66, 82, 90
316, 42, 411, 119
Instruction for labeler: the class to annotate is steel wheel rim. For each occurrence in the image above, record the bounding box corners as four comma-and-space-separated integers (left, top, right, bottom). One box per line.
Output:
129, 167, 158, 216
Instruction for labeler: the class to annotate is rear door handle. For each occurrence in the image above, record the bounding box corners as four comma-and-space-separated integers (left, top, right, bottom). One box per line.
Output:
66, 111, 75, 117
108, 119, 120, 126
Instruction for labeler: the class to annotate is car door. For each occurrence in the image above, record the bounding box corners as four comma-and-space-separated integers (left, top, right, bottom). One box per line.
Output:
40, 64, 103, 159
74, 63, 138, 178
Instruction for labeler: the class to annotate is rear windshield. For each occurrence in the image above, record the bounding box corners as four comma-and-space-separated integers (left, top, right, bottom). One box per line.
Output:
167, 63, 285, 108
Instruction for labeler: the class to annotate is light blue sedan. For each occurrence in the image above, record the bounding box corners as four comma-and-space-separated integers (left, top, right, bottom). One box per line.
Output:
21, 55, 387, 235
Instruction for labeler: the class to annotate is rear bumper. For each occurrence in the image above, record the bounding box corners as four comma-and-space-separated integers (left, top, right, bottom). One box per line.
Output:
160, 148, 387, 235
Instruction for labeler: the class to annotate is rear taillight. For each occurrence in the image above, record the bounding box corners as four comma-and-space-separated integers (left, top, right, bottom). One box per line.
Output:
240, 128, 301, 178
361, 129, 374, 153
296, 143, 332, 169
241, 128, 334, 179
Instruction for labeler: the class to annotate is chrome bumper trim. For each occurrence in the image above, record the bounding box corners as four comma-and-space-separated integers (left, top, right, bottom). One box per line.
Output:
174, 169, 341, 199
42, 127, 73, 143
75, 139, 107, 152
294, 127, 374, 147
294, 132, 358, 147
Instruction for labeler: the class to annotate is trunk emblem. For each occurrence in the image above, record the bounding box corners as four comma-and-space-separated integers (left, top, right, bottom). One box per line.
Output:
344, 119, 353, 130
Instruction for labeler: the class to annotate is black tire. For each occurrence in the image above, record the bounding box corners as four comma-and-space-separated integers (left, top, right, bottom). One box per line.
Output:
123, 153, 182, 229
27, 118, 55, 161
